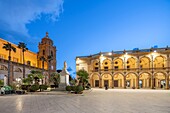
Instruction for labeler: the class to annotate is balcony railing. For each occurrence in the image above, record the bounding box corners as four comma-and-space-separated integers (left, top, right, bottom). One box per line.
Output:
91, 67, 170, 72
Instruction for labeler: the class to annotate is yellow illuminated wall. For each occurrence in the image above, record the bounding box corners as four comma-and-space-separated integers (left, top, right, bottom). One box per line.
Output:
0, 38, 39, 68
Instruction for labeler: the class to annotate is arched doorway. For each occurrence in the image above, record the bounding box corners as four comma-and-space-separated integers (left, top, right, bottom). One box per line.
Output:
154, 72, 166, 89
113, 73, 124, 88
102, 73, 112, 88
91, 74, 100, 87
126, 73, 137, 88
139, 73, 151, 88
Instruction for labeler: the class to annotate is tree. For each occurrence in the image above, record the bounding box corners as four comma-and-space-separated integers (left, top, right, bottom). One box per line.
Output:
50, 72, 60, 88
3, 42, 16, 85
22, 70, 43, 85
18, 42, 28, 78
77, 69, 89, 88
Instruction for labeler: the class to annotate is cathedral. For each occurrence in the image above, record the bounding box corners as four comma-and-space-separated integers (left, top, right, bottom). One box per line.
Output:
76, 47, 170, 90
0, 32, 56, 84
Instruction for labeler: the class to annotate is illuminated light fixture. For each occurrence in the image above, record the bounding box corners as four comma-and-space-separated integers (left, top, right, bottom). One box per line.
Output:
77, 58, 79, 60
154, 50, 157, 52
101, 54, 103, 57
108, 52, 112, 55
125, 52, 128, 55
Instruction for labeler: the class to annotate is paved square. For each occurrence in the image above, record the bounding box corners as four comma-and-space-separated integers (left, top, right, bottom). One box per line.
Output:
0, 89, 170, 113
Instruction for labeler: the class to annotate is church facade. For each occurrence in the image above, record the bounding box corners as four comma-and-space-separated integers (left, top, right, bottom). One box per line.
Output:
0, 32, 56, 84
76, 47, 170, 89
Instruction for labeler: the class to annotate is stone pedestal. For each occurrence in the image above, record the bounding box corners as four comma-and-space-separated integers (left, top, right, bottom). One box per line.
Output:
59, 68, 70, 89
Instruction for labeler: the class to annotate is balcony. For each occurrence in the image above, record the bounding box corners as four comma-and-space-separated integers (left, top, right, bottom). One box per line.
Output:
91, 67, 169, 73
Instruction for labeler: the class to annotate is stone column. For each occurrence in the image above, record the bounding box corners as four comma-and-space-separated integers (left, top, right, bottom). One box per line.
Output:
124, 76, 126, 89
165, 75, 169, 90
136, 75, 139, 89
99, 77, 102, 88
151, 75, 154, 89
112, 75, 114, 88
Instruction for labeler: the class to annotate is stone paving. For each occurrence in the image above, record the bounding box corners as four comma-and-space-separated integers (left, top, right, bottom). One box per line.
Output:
0, 89, 170, 113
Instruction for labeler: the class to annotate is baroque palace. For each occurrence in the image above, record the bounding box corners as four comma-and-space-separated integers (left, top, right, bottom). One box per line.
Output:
76, 47, 170, 90
0, 32, 56, 84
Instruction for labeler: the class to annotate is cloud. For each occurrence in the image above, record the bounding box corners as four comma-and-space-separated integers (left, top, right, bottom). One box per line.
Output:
0, 0, 64, 38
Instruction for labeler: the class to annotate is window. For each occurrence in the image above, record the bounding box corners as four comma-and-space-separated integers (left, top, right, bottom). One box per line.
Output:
105, 62, 108, 65
43, 50, 45, 55
127, 66, 130, 69
32, 63, 36, 67
51, 51, 53, 56
0, 54, 5, 59
127, 61, 129, 64
115, 66, 119, 69
115, 61, 118, 64
95, 63, 98, 65
13, 57, 18, 62
104, 66, 108, 71
95, 67, 98, 71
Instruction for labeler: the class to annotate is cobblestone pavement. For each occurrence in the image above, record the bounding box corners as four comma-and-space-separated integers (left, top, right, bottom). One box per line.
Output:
0, 89, 170, 113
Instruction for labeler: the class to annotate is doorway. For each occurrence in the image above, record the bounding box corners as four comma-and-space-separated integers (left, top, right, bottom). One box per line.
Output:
95, 80, 99, 87
139, 80, 143, 88
114, 80, 118, 87
104, 80, 109, 87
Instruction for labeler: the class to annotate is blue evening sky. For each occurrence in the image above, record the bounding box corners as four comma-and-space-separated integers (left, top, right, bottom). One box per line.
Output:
0, 0, 170, 77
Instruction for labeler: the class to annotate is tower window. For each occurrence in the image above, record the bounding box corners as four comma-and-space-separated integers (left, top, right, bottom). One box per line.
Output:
43, 50, 45, 55
51, 51, 53, 56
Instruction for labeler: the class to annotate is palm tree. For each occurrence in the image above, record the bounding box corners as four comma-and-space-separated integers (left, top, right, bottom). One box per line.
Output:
40, 56, 46, 84
77, 69, 89, 89
3, 42, 16, 85
18, 42, 28, 78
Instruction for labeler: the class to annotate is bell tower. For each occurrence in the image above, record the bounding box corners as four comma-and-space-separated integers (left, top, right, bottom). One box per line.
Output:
38, 32, 57, 72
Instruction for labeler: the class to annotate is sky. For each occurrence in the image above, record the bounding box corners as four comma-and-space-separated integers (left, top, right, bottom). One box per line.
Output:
0, 0, 170, 78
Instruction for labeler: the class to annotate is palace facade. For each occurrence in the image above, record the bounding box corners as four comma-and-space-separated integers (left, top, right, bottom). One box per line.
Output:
76, 47, 170, 89
0, 32, 56, 84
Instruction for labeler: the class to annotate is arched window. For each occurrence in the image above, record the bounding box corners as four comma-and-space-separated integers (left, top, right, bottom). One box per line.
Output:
43, 50, 45, 55
51, 51, 53, 56
0, 65, 8, 71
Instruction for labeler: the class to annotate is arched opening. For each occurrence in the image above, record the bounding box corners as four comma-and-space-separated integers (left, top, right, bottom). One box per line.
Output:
91, 74, 100, 87
154, 56, 165, 68
114, 58, 123, 69
0, 65, 8, 71
139, 73, 151, 88
102, 74, 112, 88
140, 57, 150, 69
154, 72, 166, 89
127, 57, 136, 69
113, 73, 124, 88
15, 68, 22, 73
126, 73, 137, 88
102, 59, 111, 71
